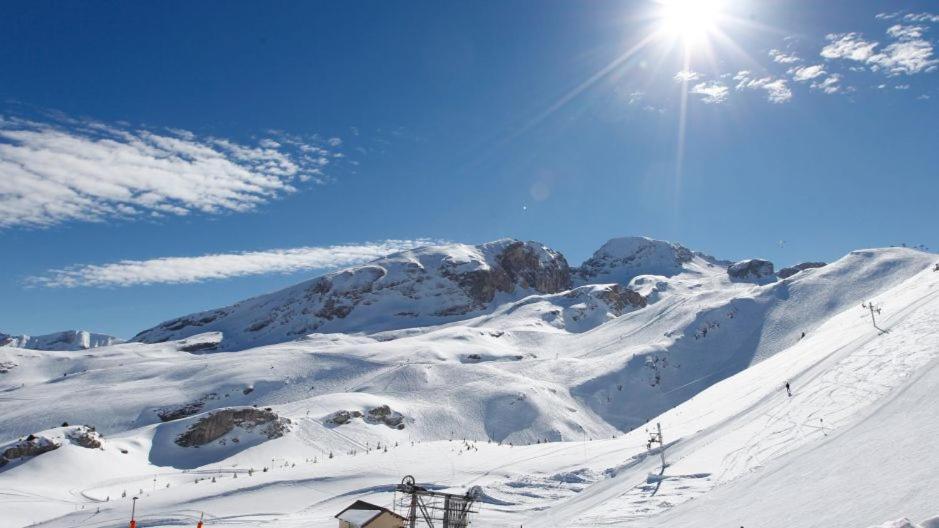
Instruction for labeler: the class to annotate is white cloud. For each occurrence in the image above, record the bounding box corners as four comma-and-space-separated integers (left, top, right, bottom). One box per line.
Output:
734, 71, 793, 103
674, 70, 701, 82
820, 28, 938, 76
811, 74, 843, 94
769, 49, 802, 64
876, 12, 939, 23
791, 64, 827, 81
28, 239, 438, 288
870, 39, 938, 75
0, 114, 343, 229
625, 90, 645, 105
690, 81, 729, 104
887, 24, 925, 40
821, 33, 879, 62
903, 13, 939, 23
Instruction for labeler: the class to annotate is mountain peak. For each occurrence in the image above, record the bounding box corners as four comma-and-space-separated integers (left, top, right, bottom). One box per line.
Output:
575, 236, 708, 285
133, 239, 572, 350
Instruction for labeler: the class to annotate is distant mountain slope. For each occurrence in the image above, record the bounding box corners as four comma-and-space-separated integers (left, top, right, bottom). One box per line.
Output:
132, 239, 573, 351
0, 330, 122, 351
574, 236, 730, 286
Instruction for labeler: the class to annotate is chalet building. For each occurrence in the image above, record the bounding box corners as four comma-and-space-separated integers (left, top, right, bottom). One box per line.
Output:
335, 500, 407, 528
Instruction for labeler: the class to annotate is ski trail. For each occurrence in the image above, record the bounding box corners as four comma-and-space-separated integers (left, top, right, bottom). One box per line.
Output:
558, 273, 939, 526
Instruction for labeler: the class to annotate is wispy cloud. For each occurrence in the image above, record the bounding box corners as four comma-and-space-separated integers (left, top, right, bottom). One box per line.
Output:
689, 81, 729, 104
820, 33, 879, 62
674, 70, 701, 82
0, 113, 344, 229
811, 74, 843, 94
876, 12, 939, 24
769, 49, 802, 64
821, 25, 938, 76
734, 71, 793, 103
28, 239, 439, 288
791, 64, 827, 81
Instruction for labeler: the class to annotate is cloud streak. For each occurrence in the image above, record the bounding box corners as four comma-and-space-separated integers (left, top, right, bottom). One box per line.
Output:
734, 71, 793, 103
690, 81, 729, 104
28, 239, 440, 288
820, 26, 938, 76
0, 113, 344, 229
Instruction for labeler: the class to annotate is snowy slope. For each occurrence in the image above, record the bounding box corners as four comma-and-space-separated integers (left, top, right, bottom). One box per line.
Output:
1, 238, 937, 528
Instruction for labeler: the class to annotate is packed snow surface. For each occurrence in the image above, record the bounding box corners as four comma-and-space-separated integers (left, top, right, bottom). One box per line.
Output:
1, 237, 937, 527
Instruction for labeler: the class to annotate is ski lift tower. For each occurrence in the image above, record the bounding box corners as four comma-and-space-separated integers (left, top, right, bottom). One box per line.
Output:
395, 475, 479, 528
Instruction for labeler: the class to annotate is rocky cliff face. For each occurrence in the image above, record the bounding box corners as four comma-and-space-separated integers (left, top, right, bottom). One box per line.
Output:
727, 259, 776, 281
175, 408, 289, 447
778, 261, 826, 279
133, 239, 572, 350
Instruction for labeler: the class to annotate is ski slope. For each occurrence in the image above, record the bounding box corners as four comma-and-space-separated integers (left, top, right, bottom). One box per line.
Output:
1, 240, 937, 527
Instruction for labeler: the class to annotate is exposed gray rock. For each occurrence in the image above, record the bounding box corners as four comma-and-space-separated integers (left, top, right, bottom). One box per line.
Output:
327, 405, 406, 429
778, 262, 826, 279
0, 361, 16, 374
2, 435, 59, 462
366, 405, 405, 429
175, 408, 290, 447
67, 426, 102, 449
176, 332, 223, 353
157, 401, 205, 422
727, 259, 775, 280
327, 410, 363, 425
595, 284, 647, 314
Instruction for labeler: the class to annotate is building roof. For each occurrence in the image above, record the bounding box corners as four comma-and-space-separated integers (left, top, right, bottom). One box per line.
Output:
335, 500, 406, 527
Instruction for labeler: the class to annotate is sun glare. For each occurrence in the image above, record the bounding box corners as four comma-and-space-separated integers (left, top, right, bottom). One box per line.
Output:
658, 0, 725, 44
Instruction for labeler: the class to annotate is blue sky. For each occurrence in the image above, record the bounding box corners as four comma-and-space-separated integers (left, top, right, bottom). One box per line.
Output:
1, 0, 937, 338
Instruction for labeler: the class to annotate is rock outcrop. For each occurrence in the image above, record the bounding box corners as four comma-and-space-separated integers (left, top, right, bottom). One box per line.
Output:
778, 262, 826, 279
1, 435, 59, 465
594, 284, 648, 313
175, 408, 290, 447
133, 240, 571, 350
327, 405, 406, 430
157, 402, 206, 422
727, 259, 775, 280
66, 426, 102, 449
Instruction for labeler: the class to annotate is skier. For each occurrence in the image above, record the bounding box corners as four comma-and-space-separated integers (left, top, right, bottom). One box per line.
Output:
934, 263, 939, 272
785, 381, 792, 397
800, 331, 806, 340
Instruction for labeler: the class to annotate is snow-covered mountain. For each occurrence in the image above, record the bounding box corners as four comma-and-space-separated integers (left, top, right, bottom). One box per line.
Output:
133, 239, 573, 351
0, 329, 122, 351
2, 236, 937, 528
574, 236, 728, 285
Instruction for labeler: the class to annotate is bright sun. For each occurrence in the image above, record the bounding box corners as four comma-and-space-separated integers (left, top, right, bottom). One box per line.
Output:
658, 0, 725, 44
